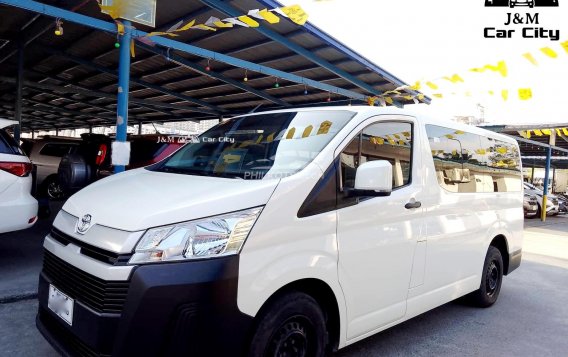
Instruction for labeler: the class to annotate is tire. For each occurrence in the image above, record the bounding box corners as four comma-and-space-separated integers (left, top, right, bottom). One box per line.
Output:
248, 291, 328, 357
467, 246, 504, 308
42, 176, 66, 200
58, 153, 93, 195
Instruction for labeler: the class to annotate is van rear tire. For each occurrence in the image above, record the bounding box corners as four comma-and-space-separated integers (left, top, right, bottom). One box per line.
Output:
467, 246, 504, 308
248, 291, 328, 357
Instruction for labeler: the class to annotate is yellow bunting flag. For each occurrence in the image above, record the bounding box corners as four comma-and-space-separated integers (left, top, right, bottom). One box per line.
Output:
384, 97, 394, 105
433, 93, 443, 98
542, 129, 551, 135
496, 147, 507, 154
302, 126, 313, 138
286, 128, 296, 139
476, 149, 486, 155
488, 90, 494, 96
367, 97, 377, 106
563, 128, 568, 136
115, 20, 125, 35
484, 61, 508, 77
403, 95, 413, 100
317, 121, 332, 135
426, 81, 438, 90
501, 90, 509, 101
533, 129, 543, 136
455, 130, 465, 135
194, 24, 217, 31
237, 15, 260, 27
540, 47, 558, 58
130, 39, 135, 57
266, 133, 275, 143
518, 88, 532, 101
522, 53, 538, 66
417, 94, 425, 101
410, 81, 421, 90
561, 41, 568, 54
443, 74, 464, 84
145, 31, 179, 37
445, 134, 455, 139
280, 5, 309, 25
258, 9, 280, 24
175, 20, 196, 32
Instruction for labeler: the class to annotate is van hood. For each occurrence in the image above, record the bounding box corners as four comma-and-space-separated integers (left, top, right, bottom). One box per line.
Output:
62, 168, 279, 232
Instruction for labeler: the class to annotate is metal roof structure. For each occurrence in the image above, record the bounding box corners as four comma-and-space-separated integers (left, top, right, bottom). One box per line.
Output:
482, 124, 568, 169
0, 0, 427, 132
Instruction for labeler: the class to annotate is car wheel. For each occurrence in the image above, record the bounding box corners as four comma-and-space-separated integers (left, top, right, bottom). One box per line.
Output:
45, 178, 66, 200
248, 291, 328, 357
466, 246, 504, 308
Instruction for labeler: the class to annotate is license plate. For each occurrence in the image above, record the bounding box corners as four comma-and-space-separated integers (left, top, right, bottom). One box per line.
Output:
48, 284, 74, 326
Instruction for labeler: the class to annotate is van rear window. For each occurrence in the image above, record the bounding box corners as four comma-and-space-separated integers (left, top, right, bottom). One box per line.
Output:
0, 129, 23, 155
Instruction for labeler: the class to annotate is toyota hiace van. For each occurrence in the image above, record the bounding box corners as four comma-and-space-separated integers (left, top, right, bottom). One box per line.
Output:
37, 107, 523, 356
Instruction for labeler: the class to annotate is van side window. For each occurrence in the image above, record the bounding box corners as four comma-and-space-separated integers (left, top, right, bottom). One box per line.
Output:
426, 125, 522, 193
39, 143, 74, 157
340, 122, 413, 190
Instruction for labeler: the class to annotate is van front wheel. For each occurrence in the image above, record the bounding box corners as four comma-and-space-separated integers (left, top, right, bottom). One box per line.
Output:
468, 246, 504, 307
248, 291, 328, 357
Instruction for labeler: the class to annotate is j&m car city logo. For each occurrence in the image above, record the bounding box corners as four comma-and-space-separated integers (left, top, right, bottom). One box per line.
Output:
483, 0, 560, 41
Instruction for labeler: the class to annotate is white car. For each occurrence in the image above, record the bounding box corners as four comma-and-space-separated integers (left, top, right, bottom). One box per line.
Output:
37, 107, 523, 356
0, 119, 38, 234
523, 181, 559, 216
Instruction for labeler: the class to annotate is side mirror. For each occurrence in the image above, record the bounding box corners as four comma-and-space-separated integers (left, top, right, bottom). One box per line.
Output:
347, 160, 393, 197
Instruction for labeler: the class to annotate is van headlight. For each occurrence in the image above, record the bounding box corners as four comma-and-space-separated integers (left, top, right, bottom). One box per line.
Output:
129, 207, 262, 264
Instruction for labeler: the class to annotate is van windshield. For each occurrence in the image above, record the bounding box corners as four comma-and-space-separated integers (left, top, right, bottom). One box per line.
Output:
151, 110, 354, 179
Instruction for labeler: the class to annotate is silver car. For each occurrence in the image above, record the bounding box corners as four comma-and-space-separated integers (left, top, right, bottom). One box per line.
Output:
523, 182, 559, 216
23, 137, 79, 199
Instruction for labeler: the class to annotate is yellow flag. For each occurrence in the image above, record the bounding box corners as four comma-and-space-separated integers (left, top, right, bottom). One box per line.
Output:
175, 20, 196, 32
403, 95, 413, 100
317, 121, 332, 135
455, 130, 465, 135
302, 126, 313, 138
522, 53, 538, 66
445, 134, 455, 139
426, 81, 438, 90
410, 81, 421, 90
501, 89, 508, 101
385, 97, 394, 105
280, 5, 309, 25
561, 41, 568, 54
367, 97, 377, 106
286, 128, 296, 139
443, 74, 464, 84
130, 39, 135, 57
488, 90, 494, 96
484, 61, 507, 77
496, 147, 507, 154
540, 47, 558, 58
433, 93, 443, 98
518, 88, 532, 101
542, 129, 551, 135
238, 16, 260, 27
259, 9, 280, 24
213, 21, 234, 28
476, 149, 486, 155
533, 129, 543, 136
563, 128, 568, 136
194, 24, 217, 31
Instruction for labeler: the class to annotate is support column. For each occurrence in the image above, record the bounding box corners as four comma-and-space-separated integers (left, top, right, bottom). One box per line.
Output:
14, 40, 24, 142
138, 121, 142, 135
541, 146, 552, 222
114, 20, 132, 173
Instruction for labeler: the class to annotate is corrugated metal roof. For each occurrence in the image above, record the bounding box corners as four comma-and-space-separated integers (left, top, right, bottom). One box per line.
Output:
0, 0, 427, 131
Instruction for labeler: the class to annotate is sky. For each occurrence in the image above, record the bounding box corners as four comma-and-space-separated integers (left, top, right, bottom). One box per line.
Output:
280, 0, 568, 125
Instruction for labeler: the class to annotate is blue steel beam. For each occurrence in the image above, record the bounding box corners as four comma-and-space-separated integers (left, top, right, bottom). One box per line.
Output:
0, 0, 370, 103
114, 20, 132, 173
198, 0, 402, 107
37, 46, 223, 114
136, 43, 290, 107
541, 146, 552, 221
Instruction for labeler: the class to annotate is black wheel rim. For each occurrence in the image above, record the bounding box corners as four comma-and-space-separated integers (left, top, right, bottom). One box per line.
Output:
266, 316, 314, 357
485, 261, 499, 296
47, 182, 64, 199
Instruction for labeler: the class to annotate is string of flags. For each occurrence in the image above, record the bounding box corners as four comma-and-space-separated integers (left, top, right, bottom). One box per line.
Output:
92, 0, 565, 106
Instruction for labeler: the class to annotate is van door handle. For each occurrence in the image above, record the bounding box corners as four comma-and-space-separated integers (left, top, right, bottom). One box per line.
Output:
405, 201, 422, 209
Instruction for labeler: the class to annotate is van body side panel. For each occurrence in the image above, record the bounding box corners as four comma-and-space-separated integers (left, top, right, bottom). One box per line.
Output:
237, 163, 348, 347
335, 115, 426, 340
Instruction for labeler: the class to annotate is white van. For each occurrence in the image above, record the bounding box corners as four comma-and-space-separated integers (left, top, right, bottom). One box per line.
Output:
37, 107, 523, 357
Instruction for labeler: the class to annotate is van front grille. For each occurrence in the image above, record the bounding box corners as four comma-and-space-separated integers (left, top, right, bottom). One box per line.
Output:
42, 250, 129, 314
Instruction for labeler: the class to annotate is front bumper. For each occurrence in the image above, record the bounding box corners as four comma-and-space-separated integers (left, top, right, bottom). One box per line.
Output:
37, 255, 253, 357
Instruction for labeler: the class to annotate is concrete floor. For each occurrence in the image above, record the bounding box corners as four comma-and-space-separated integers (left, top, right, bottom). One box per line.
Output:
0, 211, 566, 356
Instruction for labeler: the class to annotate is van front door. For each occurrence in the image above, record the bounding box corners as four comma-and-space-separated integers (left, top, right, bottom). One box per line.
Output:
336, 119, 424, 340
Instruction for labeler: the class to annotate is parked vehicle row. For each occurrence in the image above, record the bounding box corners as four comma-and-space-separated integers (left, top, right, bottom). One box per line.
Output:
523, 181, 560, 217
0, 119, 37, 234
